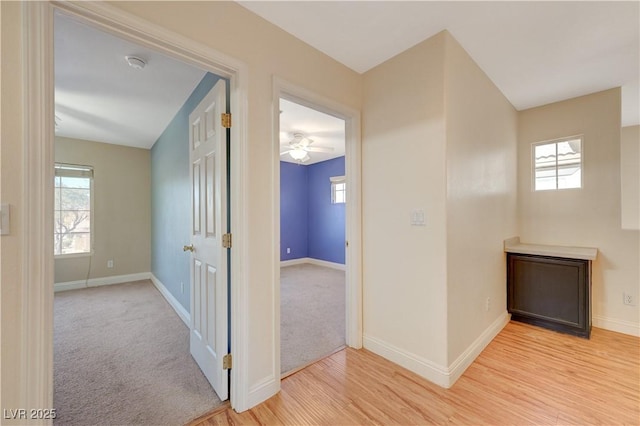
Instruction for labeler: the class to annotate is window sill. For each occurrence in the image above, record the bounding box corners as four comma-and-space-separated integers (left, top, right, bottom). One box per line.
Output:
533, 187, 582, 192
54, 252, 92, 260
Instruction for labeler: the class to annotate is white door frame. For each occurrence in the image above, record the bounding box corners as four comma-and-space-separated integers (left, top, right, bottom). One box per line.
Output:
272, 77, 363, 380
21, 1, 251, 413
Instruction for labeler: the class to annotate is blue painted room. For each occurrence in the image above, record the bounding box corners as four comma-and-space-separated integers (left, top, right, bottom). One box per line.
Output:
278, 98, 348, 375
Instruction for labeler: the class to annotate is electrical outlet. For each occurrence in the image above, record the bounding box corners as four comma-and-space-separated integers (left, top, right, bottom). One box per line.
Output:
287, 248, 291, 254
107, 260, 113, 268
623, 292, 635, 306
180, 282, 184, 294
485, 297, 491, 312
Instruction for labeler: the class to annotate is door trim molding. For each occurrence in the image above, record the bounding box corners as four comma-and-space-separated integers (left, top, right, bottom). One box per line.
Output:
21, 2, 55, 414
272, 77, 363, 382
23, 0, 251, 412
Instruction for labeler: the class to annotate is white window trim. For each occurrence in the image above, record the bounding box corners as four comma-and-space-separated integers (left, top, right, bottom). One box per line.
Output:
330, 175, 346, 204
54, 162, 94, 257
531, 135, 583, 192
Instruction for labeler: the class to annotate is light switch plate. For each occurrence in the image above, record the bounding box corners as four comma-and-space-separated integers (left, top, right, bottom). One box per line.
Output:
411, 209, 426, 226
0, 203, 9, 236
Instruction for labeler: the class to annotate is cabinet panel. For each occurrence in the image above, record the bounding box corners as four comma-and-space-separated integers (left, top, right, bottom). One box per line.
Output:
507, 253, 591, 338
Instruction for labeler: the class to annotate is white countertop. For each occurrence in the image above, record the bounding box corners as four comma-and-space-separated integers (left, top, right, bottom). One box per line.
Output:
504, 237, 598, 261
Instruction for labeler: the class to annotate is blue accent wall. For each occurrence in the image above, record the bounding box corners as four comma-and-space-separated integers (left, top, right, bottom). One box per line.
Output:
151, 72, 221, 312
280, 162, 308, 260
307, 157, 346, 264
280, 156, 345, 264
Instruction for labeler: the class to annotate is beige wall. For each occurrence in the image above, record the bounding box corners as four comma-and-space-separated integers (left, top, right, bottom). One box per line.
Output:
362, 32, 449, 369
443, 33, 518, 362
361, 30, 518, 378
518, 89, 639, 333
54, 137, 151, 283
1, 1, 24, 411
621, 125, 639, 230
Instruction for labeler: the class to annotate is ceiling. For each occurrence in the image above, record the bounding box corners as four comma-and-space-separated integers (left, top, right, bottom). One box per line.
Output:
279, 99, 346, 165
54, 13, 206, 149
55, 2, 639, 151
239, 1, 640, 127
54, 12, 346, 157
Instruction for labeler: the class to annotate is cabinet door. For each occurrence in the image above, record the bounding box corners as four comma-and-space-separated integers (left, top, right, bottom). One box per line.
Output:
507, 253, 590, 337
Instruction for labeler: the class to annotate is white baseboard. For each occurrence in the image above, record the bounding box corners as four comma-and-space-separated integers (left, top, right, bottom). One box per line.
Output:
593, 315, 640, 337
54, 272, 151, 293
363, 334, 450, 388
247, 375, 280, 408
150, 274, 191, 327
280, 257, 346, 271
447, 311, 510, 385
364, 311, 510, 389
280, 258, 309, 267
307, 257, 346, 271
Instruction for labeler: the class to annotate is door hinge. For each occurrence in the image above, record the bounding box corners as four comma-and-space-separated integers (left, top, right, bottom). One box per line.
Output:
222, 233, 232, 249
221, 113, 232, 128
223, 353, 232, 369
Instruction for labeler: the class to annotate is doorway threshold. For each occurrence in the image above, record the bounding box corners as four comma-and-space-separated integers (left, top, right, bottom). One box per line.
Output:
281, 345, 347, 379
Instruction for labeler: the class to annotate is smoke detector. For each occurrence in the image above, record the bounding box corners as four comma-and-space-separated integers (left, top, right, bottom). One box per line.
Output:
125, 56, 146, 70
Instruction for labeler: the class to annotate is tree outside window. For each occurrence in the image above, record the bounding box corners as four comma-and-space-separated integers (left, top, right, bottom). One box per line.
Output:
54, 164, 93, 255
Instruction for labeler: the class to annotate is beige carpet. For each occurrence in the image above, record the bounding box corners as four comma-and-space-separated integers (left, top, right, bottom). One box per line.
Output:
280, 263, 346, 374
54, 280, 222, 426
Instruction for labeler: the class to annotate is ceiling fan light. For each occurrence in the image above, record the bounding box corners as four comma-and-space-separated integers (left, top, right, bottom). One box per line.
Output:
290, 149, 307, 160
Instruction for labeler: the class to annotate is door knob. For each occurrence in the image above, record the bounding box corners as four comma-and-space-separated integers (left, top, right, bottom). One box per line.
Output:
183, 244, 195, 252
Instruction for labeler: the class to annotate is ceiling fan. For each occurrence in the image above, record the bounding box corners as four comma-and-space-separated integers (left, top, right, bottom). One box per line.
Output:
280, 132, 334, 163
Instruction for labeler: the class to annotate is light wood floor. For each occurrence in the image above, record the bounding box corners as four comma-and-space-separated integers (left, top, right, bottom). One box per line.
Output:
191, 321, 640, 425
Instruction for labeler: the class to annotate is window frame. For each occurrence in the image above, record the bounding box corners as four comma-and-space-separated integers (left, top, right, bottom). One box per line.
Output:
531, 135, 583, 192
54, 163, 94, 258
330, 175, 346, 204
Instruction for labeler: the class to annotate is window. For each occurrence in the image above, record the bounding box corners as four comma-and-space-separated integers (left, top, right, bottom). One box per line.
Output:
533, 137, 582, 191
330, 175, 346, 204
54, 163, 93, 256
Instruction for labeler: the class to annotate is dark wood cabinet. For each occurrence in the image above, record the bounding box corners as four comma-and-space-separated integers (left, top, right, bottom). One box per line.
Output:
507, 253, 591, 338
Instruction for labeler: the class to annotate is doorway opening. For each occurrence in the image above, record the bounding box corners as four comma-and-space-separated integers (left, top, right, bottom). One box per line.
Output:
279, 98, 347, 376
273, 79, 363, 381
48, 6, 240, 423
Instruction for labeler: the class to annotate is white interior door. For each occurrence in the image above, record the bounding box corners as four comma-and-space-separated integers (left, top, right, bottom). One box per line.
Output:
188, 79, 228, 401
